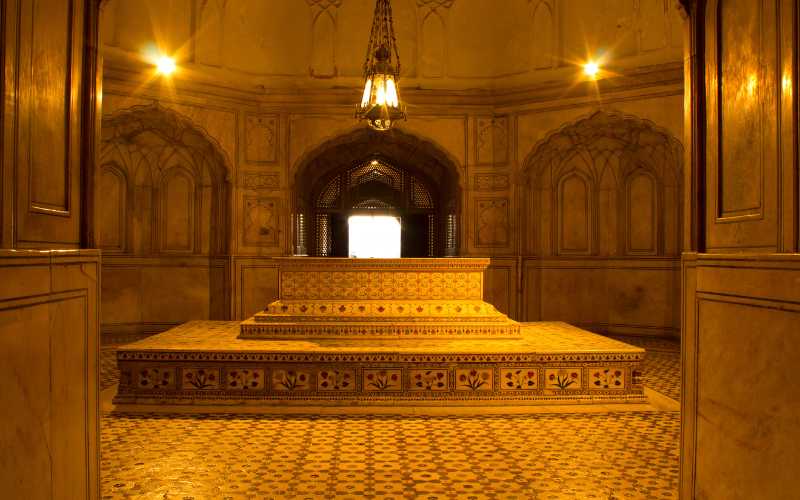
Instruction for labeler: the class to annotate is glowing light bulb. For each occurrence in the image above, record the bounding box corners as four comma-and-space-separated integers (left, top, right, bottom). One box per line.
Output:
385, 77, 398, 107
375, 75, 386, 106
361, 78, 373, 108
583, 61, 600, 79
155, 55, 176, 76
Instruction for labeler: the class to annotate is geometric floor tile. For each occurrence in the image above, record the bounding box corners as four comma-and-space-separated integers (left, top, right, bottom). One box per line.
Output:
100, 336, 682, 499
101, 411, 680, 499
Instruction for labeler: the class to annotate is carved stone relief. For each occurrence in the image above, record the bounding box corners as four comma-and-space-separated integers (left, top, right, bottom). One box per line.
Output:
243, 197, 280, 247
416, 0, 455, 11
420, 11, 446, 78
242, 173, 280, 190
307, 0, 341, 77
99, 104, 231, 256
245, 115, 278, 163
474, 174, 510, 192
475, 198, 510, 248
306, 0, 342, 9
530, 0, 555, 69
196, 0, 227, 67
476, 116, 509, 165
522, 110, 683, 257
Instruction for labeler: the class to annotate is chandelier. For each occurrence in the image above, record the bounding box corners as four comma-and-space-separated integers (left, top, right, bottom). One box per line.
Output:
355, 0, 406, 131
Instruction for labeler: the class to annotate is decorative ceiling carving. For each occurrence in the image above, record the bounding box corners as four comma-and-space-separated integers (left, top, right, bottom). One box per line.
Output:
306, 0, 342, 9
416, 0, 455, 11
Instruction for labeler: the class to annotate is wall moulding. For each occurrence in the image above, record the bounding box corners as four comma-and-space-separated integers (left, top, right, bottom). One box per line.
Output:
241, 173, 281, 191
101, 58, 683, 111
473, 174, 510, 192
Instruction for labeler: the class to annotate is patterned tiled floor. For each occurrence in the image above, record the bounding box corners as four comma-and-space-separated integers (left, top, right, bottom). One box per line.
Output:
101, 347, 119, 390
607, 335, 680, 402
100, 334, 682, 499
101, 412, 680, 499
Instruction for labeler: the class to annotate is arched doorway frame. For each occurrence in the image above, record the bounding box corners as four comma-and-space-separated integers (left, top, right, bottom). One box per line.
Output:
290, 126, 465, 256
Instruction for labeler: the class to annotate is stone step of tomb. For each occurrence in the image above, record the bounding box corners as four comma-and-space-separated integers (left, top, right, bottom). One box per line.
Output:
113, 320, 646, 407
239, 318, 522, 339
259, 299, 508, 320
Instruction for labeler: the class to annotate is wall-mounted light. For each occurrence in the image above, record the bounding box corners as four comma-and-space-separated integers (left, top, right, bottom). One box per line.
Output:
583, 60, 600, 79
155, 55, 177, 76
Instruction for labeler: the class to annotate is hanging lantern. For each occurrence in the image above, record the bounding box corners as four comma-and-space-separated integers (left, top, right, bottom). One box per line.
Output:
355, 0, 406, 131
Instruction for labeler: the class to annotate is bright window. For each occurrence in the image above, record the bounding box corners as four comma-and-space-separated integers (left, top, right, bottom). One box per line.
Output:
348, 215, 401, 258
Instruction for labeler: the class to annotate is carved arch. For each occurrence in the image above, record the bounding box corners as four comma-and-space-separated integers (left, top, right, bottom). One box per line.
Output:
521, 110, 682, 256
100, 104, 231, 255
97, 162, 129, 252
531, 0, 555, 69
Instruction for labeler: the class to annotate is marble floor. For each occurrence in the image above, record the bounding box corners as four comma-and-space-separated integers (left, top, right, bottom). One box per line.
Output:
100, 335, 681, 499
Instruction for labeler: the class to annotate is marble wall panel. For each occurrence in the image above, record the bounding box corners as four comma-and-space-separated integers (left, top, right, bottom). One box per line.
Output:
682, 255, 800, 499
244, 115, 278, 164
101, 256, 229, 337
4, 0, 89, 248
704, 0, 781, 252
484, 258, 516, 317
232, 258, 281, 320
0, 250, 100, 499
525, 258, 679, 337
398, 117, 467, 170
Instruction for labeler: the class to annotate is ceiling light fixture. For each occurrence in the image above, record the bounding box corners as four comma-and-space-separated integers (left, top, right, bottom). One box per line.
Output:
355, 0, 406, 131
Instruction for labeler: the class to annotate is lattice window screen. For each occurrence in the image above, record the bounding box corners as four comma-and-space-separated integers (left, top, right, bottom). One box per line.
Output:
353, 198, 395, 210
445, 214, 457, 256
428, 214, 436, 257
411, 177, 434, 208
317, 176, 342, 208
315, 214, 332, 256
348, 161, 403, 189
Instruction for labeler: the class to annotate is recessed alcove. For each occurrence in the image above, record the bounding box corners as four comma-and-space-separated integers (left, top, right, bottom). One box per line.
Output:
292, 127, 462, 258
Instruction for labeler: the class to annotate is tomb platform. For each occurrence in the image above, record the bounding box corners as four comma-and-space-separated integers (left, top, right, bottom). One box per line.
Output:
114, 258, 645, 406
239, 257, 520, 339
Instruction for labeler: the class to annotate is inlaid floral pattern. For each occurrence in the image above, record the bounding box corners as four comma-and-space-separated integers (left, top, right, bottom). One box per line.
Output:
137, 367, 175, 390
455, 368, 492, 391
409, 369, 449, 391
363, 369, 402, 391
545, 368, 581, 390
500, 368, 538, 390
272, 369, 311, 391
318, 369, 355, 391
226, 368, 264, 390
592, 367, 624, 389
183, 368, 220, 390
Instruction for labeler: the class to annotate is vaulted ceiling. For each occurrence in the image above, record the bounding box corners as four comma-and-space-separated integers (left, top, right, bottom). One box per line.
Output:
101, 0, 684, 91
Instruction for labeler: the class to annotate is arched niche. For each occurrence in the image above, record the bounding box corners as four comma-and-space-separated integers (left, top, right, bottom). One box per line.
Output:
531, 0, 555, 69
99, 104, 232, 256
557, 170, 593, 255
97, 162, 128, 252
291, 127, 463, 257
522, 110, 682, 257
310, 9, 336, 77
421, 11, 446, 78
